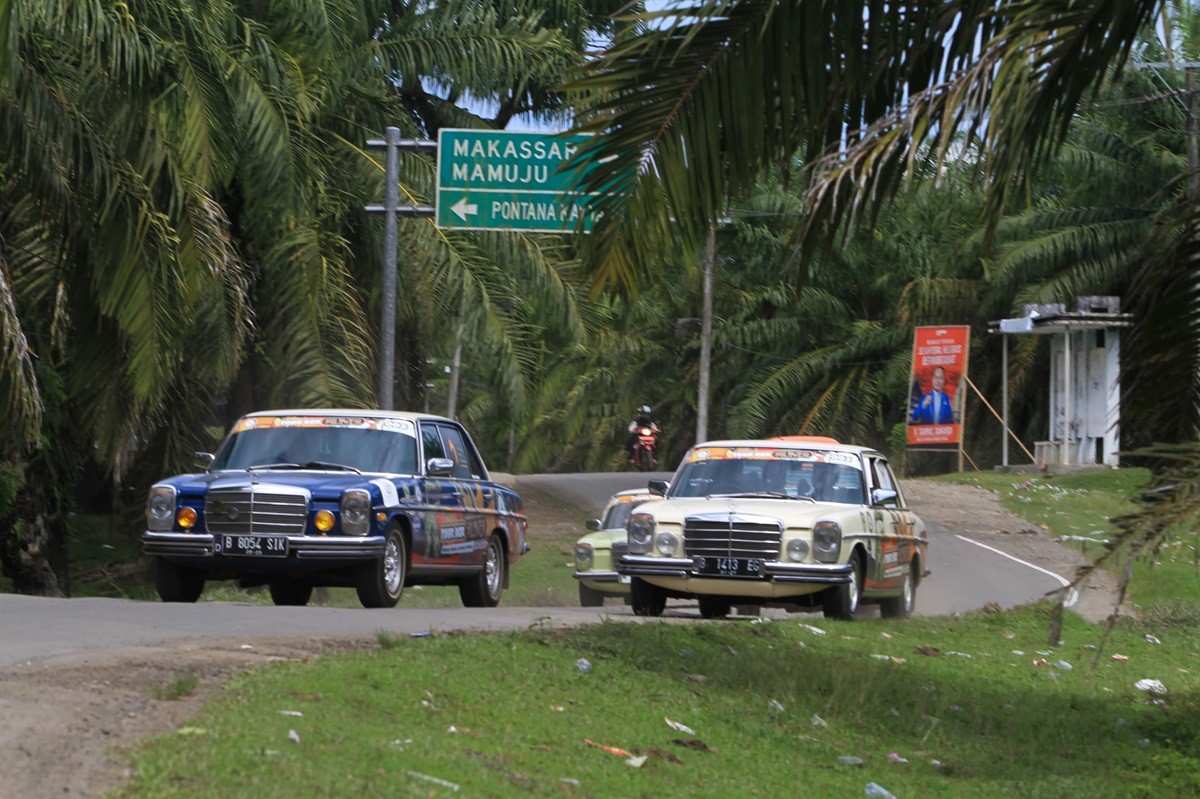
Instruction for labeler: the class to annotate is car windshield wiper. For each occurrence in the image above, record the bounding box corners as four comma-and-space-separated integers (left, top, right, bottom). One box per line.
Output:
708, 492, 815, 501
245, 461, 362, 474
302, 461, 362, 474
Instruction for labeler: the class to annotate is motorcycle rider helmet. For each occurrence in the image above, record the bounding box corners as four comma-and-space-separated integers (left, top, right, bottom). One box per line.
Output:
637, 405, 652, 416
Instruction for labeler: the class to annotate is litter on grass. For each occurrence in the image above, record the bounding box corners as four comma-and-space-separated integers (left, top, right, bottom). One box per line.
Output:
1135, 679, 1168, 697
407, 771, 460, 791
665, 717, 696, 735
584, 738, 632, 757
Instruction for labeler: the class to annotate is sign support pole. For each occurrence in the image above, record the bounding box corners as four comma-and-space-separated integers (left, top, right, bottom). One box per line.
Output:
365, 131, 436, 410
378, 126, 400, 410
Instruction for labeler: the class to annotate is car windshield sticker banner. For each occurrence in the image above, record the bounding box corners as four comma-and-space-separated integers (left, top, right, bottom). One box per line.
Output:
907, 325, 970, 447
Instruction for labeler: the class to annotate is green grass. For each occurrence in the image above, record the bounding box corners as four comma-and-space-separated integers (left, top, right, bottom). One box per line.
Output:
111, 606, 1200, 799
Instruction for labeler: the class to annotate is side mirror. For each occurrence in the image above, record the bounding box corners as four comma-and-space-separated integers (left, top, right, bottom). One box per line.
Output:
648, 479, 669, 496
194, 452, 215, 470
586, 519, 601, 531
426, 457, 456, 477
871, 488, 899, 507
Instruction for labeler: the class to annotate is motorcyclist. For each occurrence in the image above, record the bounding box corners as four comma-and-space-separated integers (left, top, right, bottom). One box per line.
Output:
626, 405, 660, 462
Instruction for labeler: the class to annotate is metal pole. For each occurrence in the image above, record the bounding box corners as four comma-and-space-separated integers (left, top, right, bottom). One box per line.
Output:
1002, 334, 1009, 467
378, 127, 400, 410
696, 225, 714, 443
447, 319, 464, 419
1063, 328, 1072, 466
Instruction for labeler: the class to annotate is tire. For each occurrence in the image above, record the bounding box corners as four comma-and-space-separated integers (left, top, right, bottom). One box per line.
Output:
269, 579, 314, 607
460, 534, 505, 607
356, 524, 406, 608
636, 447, 654, 472
698, 596, 732, 619
822, 551, 863, 621
630, 577, 666, 617
578, 583, 606, 608
155, 557, 204, 603
879, 562, 918, 619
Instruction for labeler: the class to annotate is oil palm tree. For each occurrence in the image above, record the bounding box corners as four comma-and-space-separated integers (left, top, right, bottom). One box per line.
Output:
0, 0, 581, 593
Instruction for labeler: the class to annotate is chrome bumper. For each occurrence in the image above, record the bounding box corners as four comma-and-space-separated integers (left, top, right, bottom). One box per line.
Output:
618, 554, 853, 585
142, 531, 386, 560
572, 570, 629, 585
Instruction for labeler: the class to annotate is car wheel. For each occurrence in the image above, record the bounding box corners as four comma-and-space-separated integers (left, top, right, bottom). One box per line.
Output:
698, 596, 732, 619
822, 550, 863, 621
460, 534, 505, 608
155, 557, 204, 603
630, 577, 666, 617
879, 562, 917, 619
268, 579, 314, 607
578, 583, 605, 607
356, 523, 406, 608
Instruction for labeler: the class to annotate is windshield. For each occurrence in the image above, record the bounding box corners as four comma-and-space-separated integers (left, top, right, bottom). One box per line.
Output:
602, 499, 651, 530
212, 424, 418, 474
670, 455, 865, 504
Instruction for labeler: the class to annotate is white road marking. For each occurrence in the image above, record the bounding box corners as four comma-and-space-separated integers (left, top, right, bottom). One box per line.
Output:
954, 534, 1079, 607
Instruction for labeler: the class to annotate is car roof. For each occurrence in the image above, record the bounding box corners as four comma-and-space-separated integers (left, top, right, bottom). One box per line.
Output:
687, 439, 881, 457
240, 409, 454, 424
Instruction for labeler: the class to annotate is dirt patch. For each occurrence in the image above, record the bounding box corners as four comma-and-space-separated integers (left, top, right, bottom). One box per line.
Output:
0, 479, 1123, 798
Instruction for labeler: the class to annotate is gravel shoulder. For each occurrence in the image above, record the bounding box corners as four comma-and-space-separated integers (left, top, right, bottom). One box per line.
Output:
0, 479, 1123, 798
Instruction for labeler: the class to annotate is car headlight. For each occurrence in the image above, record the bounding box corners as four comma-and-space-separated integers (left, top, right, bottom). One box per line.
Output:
146, 485, 177, 531
628, 513, 655, 554
812, 520, 842, 562
575, 542, 594, 568
786, 538, 810, 562
654, 531, 679, 556
341, 489, 371, 536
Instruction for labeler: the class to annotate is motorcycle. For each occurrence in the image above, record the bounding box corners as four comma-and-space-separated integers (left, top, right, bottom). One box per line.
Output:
630, 426, 659, 471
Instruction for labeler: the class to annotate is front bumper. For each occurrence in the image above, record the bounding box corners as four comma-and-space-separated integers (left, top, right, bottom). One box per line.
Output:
572, 569, 631, 586
142, 531, 386, 561
618, 554, 852, 585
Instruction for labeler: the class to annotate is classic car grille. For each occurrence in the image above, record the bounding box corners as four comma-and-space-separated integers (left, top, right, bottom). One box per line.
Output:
204, 486, 309, 535
683, 513, 783, 560
611, 539, 629, 559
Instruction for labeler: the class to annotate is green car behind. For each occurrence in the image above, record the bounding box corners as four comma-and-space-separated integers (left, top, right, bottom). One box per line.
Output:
573, 488, 662, 606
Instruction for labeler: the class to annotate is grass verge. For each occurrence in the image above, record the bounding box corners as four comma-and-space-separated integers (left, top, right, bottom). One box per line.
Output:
99, 466, 1200, 798
111, 606, 1199, 799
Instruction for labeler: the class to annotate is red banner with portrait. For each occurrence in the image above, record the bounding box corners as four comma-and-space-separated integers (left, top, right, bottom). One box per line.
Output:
907, 326, 970, 447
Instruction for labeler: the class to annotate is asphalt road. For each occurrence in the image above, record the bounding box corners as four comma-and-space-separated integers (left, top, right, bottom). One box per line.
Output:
0, 471, 1076, 669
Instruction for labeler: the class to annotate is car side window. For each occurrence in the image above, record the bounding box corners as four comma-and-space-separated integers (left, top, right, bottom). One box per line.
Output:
870, 457, 901, 507
439, 425, 483, 480
422, 425, 445, 462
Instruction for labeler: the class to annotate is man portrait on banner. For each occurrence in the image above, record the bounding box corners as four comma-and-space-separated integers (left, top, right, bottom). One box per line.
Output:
910, 365, 955, 425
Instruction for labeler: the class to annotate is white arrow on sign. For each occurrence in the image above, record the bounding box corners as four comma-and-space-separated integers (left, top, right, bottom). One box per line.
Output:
451, 197, 478, 220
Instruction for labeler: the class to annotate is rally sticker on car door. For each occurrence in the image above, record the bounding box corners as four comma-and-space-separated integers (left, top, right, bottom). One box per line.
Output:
371, 479, 400, 507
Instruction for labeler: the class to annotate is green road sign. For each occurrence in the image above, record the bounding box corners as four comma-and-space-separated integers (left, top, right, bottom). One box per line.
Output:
435, 129, 597, 232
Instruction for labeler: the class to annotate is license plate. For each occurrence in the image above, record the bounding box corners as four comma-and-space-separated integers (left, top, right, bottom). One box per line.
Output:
220, 534, 288, 557
694, 556, 763, 577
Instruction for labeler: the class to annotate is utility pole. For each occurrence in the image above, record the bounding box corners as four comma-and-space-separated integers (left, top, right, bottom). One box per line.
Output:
364, 128, 436, 410
696, 225, 715, 444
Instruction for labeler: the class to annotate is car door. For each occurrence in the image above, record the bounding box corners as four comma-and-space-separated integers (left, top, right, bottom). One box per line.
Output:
866, 455, 918, 590
418, 422, 489, 568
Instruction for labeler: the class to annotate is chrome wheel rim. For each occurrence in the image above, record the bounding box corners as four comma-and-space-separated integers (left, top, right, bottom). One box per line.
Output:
848, 561, 860, 612
485, 539, 502, 598
384, 537, 402, 595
